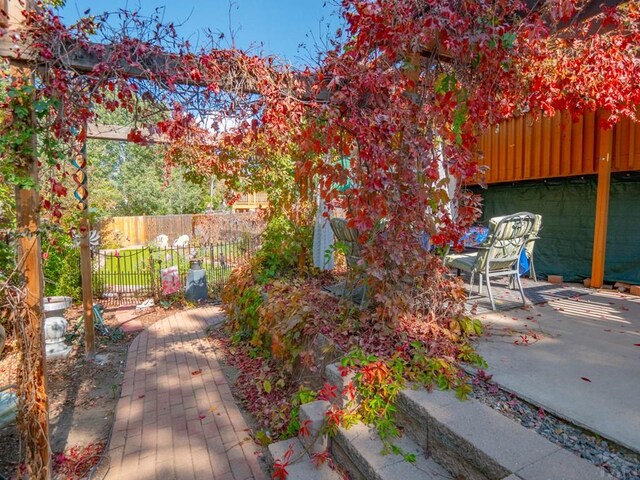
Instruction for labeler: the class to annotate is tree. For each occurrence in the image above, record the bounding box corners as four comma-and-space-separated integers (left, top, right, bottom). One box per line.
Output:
87, 140, 210, 217
287, 0, 640, 322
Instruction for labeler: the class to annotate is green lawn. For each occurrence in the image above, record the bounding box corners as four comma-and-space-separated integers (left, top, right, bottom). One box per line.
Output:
94, 245, 249, 288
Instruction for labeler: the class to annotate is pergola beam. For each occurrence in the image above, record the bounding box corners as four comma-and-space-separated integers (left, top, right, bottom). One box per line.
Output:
87, 124, 167, 143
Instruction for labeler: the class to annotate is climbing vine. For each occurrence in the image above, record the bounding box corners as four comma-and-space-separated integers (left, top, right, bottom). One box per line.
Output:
0, 281, 50, 480
1, 0, 640, 477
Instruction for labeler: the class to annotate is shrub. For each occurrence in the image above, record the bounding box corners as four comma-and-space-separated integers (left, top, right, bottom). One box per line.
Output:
254, 215, 312, 283
43, 231, 82, 301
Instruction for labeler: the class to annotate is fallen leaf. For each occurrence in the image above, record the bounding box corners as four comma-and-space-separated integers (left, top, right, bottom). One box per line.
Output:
604, 329, 612, 332
138, 394, 145, 399
209, 405, 218, 413
198, 414, 206, 420
580, 377, 591, 382
191, 369, 202, 376
633, 344, 640, 347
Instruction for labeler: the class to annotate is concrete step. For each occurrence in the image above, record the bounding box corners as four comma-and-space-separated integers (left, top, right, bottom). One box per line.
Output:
332, 422, 452, 480
266, 437, 342, 480
299, 399, 331, 454
395, 388, 615, 480
325, 362, 613, 480
324, 363, 452, 479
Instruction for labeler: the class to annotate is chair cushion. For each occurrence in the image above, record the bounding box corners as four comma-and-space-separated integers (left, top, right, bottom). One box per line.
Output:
446, 252, 478, 272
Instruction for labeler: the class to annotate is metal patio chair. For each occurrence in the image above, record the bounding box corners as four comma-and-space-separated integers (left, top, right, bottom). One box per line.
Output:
445, 212, 537, 310
523, 214, 542, 281
329, 218, 367, 305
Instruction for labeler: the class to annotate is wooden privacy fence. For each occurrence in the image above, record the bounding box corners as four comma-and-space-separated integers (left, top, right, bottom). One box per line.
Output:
98, 211, 263, 247
91, 234, 260, 304
100, 214, 193, 246
477, 110, 640, 184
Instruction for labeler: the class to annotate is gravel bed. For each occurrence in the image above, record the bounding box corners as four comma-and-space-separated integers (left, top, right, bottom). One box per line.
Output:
470, 373, 640, 480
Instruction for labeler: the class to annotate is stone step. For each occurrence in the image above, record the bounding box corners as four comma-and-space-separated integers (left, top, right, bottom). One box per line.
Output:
266, 437, 342, 480
332, 422, 452, 480
395, 388, 615, 480
325, 362, 613, 480
299, 399, 331, 454
324, 364, 451, 479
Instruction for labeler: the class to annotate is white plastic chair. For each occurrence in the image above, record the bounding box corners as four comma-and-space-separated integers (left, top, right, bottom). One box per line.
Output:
173, 235, 189, 248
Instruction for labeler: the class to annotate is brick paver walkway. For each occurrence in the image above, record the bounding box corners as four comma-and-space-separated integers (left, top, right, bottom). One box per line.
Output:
106, 307, 266, 480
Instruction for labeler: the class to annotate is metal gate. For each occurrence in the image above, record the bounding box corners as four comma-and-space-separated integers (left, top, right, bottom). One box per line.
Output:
92, 236, 259, 304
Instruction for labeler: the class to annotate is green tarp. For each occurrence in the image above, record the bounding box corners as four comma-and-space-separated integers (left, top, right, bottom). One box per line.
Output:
473, 173, 640, 284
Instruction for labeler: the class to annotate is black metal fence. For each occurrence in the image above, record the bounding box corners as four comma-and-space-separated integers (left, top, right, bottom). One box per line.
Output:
92, 234, 259, 304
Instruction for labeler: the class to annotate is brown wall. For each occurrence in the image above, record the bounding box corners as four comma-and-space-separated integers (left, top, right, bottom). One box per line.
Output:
477, 110, 640, 184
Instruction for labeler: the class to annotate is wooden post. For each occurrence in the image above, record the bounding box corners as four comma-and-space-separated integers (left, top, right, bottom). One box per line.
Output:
4, 3, 51, 477
12, 69, 52, 480
74, 141, 95, 356
590, 113, 614, 288
79, 217, 95, 357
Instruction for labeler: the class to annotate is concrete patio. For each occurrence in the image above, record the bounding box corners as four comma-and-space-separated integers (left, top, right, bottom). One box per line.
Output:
470, 284, 640, 453
462, 275, 592, 314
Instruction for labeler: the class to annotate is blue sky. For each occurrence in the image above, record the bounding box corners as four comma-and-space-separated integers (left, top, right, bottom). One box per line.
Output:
58, 1, 343, 66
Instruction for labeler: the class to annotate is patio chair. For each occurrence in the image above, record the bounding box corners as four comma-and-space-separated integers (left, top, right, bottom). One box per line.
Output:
524, 214, 542, 281
329, 218, 366, 305
445, 212, 537, 310
173, 234, 189, 248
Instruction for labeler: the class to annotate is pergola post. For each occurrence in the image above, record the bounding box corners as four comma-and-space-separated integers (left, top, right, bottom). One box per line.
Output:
590, 112, 614, 289
4, 2, 51, 477
13, 69, 52, 480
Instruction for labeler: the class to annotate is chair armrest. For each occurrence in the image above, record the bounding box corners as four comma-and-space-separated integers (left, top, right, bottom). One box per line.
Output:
477, 234, 494, 248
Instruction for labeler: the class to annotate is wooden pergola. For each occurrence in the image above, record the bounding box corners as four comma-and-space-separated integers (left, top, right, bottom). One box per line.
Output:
0, 2, 231, 477
0, 1, 630, 477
